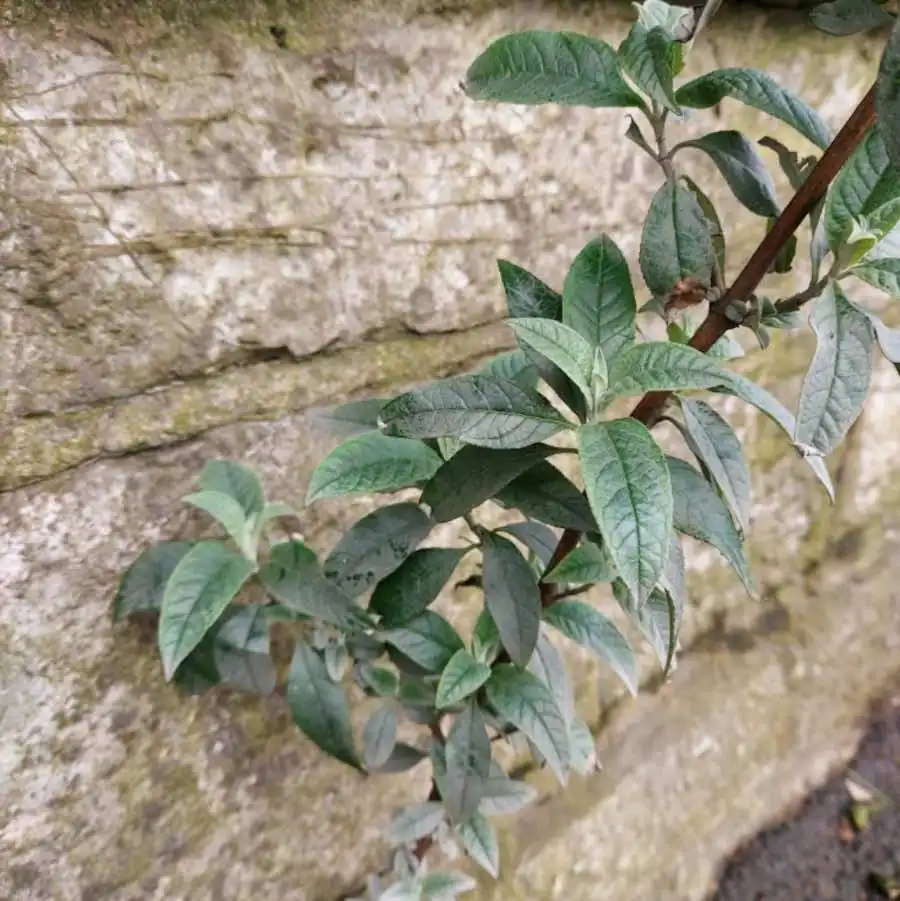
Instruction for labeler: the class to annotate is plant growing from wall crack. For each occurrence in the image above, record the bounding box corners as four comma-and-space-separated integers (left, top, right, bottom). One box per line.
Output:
114, 1, 900, 897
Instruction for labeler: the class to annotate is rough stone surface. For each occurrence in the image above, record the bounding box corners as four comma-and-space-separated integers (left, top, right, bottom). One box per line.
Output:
1, 2, 898, 900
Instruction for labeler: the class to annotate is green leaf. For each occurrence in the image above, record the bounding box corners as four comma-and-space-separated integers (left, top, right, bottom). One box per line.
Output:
436, 650, 492, 709
544, 539, 615, 584
795, 284, 874, 456
614, 581, 679, 675
378, 375, 573, 449
637, 0, 695, 39
578, 419, 672, 607
113, 541, 195, 621
389, 802, 446, 845
640, 180, 715, 297
422, 443, 558, 523
499, 521, 560, 567
675, 68, 833, 150
812, 0, 893, 36
471, 609, 502, 665
543, 600, 638, 696
481, 532, 542, 666
370, 547, 467, 628
878, 16, 900, 175
666, 456, 756, 596
464, 31, 644, 109
682, 176, 727, 276
485, 665, 570, 782
478, 350, 539, 390
680, 398, 752, 533
370, 742, 429, 774
675, 131, 780, 218
324, 503, 434, 598
568, 717, 599, 775
260, 540, 369, 629
457, 811, 500, 878
849, 257, 900, 296
324, 643, 349, 682
864, 309, 900, 368
528, 628, 574, 726
357, 663, 400, 697
498, 259, 562, 319
307, 434, 443, 504
183, 490, 256, 559
286, 641, 361, 770
197, 459, 264, 518
383, 611, 465, 673
420, 871, 477, 900
509, 318, 597, 403
158, 541, 255, 680
313, 398, 388, 438
444, 701, 492, 821
661, 535, 687, 618
478, 762, 538, 816
213, 604, 276, 695
713, 372, 835, 500
495, 462, 598, 532
562, 235, 637, 364
825, 127, 900, 253
618, 23, 682, 113
606, 341, 730, 400
362, 703, 399, 770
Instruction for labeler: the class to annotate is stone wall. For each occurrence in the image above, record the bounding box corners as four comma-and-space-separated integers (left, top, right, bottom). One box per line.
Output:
2, 3, 899, 900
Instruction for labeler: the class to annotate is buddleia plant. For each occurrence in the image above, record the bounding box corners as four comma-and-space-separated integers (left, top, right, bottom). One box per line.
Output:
113, 1, 900, 896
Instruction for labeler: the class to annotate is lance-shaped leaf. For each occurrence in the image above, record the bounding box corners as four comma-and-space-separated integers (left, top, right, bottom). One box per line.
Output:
197, 460, 264, 518
528, 628, 575, 726
509, 318, 597, 403
478, 350, 540, 389
481, 531, 542, 666
370, 547, 467, 628
422, 443, 558, 523
713, 372, 835, 500
578, 419, 673, 606
478, 761, 538, 816
307, 434, 442, 503
680, 398, 752, 532
362, 703, 399, 770
286, 642, 361, 770
544, 538, 616, 584
457, 811, 500, 878
675, 68, 833, 150
370, 742, 429, 775
485, 665, 570, 782
675, 131, 780, 218
312, 398, 389, 438
618, 23, 682, 113
795, 284, 875, 456
158, 541, 255, 680
543, 600, 638, 696
812, 0, 893, 35
183, 490, 256, 559
878, 17, 900, 175
260, 540, 369, 629
683, 176, 727, 275
437, 650, 492, 709
498, 259, 562, 319
850, 257, 900, 296
666, 456, 756, 597
495, 462, 598, 532
562, 234, 637, 365
863, 308, 900, 373
640, 181, 715, 297
463, 30, 644, 108
420, 872, 477, 899
606, 341, 731, 399
500, 521, 559, 567
378, 375, 572, 449
213, 604, 277, 695
382, 611, 465, 673
825, 127, 900, 253
324, 502, 433, 598
613, 581, 679, 675
444, 701, 492, 821
471, 609, 502, 665
113, 541, 195, 621
568, 718, 599, 775
389, 802, 446, 845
